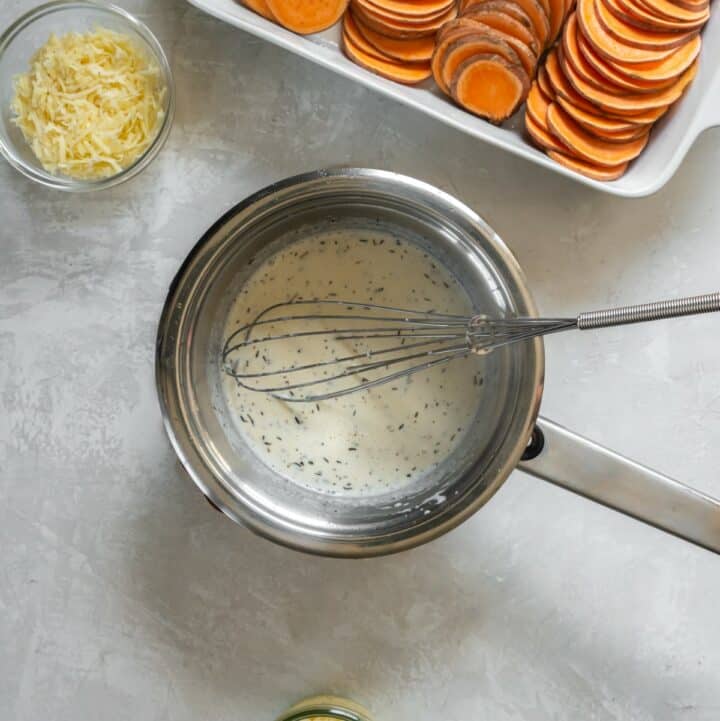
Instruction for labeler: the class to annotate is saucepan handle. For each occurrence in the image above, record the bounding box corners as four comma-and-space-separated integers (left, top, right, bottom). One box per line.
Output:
517, 416, 720, 554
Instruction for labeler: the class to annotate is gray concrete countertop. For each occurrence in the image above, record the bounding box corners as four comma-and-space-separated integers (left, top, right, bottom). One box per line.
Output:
1, 1, 719, 719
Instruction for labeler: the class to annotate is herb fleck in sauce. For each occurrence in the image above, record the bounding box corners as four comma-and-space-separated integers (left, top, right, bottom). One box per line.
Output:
221, 230, 484, 496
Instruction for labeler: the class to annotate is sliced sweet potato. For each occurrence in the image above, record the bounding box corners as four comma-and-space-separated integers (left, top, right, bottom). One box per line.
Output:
365, 0, 455, 17
672, 0, 708, 8
451, 53, 530, 121
437, 17, 479, 40
354, 0, 455, 25
635, 0, 709, 23
242, 0, 276, 20
546, 103, 649, 165
511, 0, 552, 48
608, 0, 706, 31
453, 18, 539, 75
601, 102, 670, 121
577, 0, 682, 64
464, 1, 536, 31
547, 150, 628, 179
344, 11, 393, 60
563, 14, 677, 95
609, 33, 701, 81
354, 14, 437, 60
435, 22, 498, 56
574, 117, 651, 141
267, 0, 349, 33
525, 82, 552, 124
561, 21, 625, 92
526, 112, 570, 151
562, 44, 698, 113
670, 0, 708, 10
537, 64, 555, 98
548, 0, 567, 41
342, 26, 433, 81
352, 2, 454, 36
437, 17, 484, 40
556, 95, 647, 133
595, 0, 697, 49
595, 124, 651, 142
573, 18, 679, 91
463, 7, 539, 52
545, 48, 668, 121
562, 23, 673, 102
441, 35, 524, 93
487, 29, 538, 76
544, 48, 603, 112
532, 0, 552, 19
465, 0, 551, 48
432, 24, 521, 93
432, 27, 488, 92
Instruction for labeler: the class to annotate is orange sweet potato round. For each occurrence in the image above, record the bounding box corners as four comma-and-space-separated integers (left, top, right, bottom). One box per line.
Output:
573, 18, 681, 91
561, 42, 698, 113
595, 0, 697, 49
608, 0, 706, 31
525, 81, 552, 124
547, 150, 629, 179
548, 0, 567, 41
463, 7, 540, 52
355, 0, 453, 23
635, 0, 709, 23
555, 95, 648, 133
607, 33, 701, 82
577, 0, 680, 64
344, 11, 392, 60
267, 0, 349, 33
546, 102, 649, 165
447, 17, 539, 75
526, 112, 570, 151
563, 14, 680, 95
451, 53, 529, 121
352, 0, 456, 36
441, 34, 524, 93
343, 28, 432, 81
365, 0, 455, 17
537, 65, 555, 98
354, 13, 437, 60
465, 0, 551, 48
545, 48, 669, 122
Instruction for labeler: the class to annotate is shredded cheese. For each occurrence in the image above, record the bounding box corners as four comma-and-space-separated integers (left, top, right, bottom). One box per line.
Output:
11, 28, 166, 180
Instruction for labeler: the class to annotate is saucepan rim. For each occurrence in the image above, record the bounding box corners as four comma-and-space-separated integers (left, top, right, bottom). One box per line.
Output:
155, 167, 545, 557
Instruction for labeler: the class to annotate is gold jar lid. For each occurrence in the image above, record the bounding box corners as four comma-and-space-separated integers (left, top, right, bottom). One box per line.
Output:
277, 696, 373, 721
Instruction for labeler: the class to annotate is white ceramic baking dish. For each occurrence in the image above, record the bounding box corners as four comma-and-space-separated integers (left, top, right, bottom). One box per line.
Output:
186, 0, 720, 197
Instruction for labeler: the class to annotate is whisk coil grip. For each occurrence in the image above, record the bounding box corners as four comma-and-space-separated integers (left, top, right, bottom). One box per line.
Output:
576, 292, 720, 330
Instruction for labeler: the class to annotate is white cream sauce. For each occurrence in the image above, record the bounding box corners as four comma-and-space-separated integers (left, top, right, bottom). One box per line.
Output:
221, 230, 484, 496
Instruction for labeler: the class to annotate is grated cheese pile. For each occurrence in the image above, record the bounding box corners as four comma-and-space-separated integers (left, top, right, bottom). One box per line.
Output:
11, 28, 166, 180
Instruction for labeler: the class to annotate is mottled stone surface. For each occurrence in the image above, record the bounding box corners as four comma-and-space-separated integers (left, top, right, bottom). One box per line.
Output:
1, 1, 719, 719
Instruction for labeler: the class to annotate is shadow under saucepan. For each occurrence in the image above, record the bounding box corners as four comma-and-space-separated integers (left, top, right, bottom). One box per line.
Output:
119, 455, 716, 720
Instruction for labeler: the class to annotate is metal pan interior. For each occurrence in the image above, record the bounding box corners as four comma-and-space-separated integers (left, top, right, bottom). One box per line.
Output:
156, 169, 544, 556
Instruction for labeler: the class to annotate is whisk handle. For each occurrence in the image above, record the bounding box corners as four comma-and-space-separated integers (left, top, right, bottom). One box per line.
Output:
577, 292, 720, 330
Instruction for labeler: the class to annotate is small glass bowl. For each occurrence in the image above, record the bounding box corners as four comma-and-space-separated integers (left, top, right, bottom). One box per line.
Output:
0, 0, 174, 191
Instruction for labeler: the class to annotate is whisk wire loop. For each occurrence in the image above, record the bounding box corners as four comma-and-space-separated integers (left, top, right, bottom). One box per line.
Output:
222, 293, 718, 402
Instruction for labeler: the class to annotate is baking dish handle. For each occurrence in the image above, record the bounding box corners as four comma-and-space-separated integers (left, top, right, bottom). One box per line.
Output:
517, 416, 720, 554
697, 75, 720, 131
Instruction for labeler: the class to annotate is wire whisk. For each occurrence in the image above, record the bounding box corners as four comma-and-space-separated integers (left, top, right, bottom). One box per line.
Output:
222, 292, 720, 403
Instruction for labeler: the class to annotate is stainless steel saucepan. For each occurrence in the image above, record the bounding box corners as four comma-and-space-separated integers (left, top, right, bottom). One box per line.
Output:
155, 168, 720, 557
